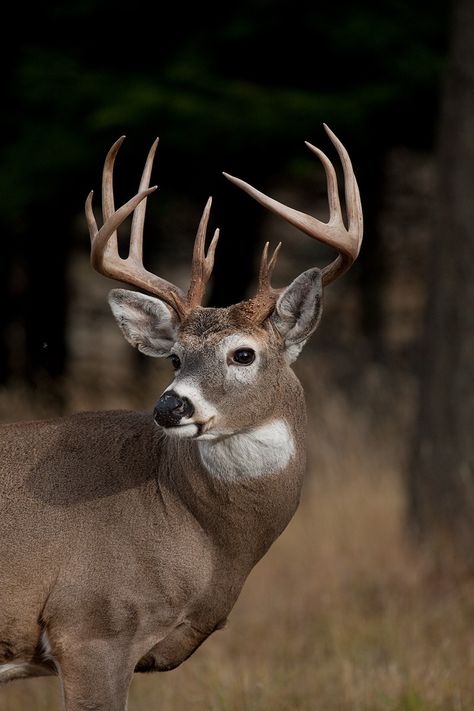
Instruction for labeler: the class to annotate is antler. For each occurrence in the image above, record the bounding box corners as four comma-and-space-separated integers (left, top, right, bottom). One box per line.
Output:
85, 138, 219, 320
242, 241, 283, 323
223, 124, 363, 299
187, 198, 220, 310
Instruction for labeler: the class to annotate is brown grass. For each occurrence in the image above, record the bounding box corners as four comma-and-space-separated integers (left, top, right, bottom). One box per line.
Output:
1, 363, 473, 711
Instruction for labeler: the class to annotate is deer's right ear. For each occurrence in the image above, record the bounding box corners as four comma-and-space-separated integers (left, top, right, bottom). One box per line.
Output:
108, 289, 179, 357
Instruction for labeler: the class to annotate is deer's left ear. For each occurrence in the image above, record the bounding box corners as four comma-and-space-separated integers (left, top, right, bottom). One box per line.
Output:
269, 268, 323, 363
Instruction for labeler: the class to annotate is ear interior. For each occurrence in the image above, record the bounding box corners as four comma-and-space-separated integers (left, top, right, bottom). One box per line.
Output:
269, 268, 323, 363
108, 289, 179, 357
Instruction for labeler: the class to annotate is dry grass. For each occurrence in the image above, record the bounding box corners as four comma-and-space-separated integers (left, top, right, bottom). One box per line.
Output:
1, 364, 473, 711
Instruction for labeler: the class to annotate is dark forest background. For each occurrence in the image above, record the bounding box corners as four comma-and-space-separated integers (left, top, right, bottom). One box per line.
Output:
0, 0, 472, 569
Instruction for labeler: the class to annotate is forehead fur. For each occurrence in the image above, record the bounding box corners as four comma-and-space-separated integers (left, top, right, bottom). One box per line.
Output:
179, 303, 268, 346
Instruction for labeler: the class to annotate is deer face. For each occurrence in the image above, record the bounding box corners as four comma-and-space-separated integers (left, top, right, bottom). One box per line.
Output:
108, 267, 322, 440
155, 317, 278, 439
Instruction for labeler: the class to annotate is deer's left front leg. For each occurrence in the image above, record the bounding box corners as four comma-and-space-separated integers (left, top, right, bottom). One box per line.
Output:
52, 637, 134, 711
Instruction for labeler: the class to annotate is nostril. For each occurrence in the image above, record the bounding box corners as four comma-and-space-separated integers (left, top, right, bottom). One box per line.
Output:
177, 397, 194, 419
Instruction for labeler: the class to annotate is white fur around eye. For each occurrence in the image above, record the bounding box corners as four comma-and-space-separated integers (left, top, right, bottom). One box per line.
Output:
220, 334, 261, 385
230, 364, 258, 385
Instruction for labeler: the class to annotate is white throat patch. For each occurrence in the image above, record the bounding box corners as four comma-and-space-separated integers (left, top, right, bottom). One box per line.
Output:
198, 418, 295, 479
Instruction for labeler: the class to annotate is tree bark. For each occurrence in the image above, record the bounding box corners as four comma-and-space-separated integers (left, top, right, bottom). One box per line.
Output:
408, 0, 474, 570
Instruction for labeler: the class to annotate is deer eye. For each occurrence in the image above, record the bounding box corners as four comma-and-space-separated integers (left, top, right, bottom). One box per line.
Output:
169, 354, 181, 370
232, 348, 255, 365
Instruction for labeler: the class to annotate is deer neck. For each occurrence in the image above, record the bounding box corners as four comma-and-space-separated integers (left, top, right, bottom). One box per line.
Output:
156, 382, 307, 565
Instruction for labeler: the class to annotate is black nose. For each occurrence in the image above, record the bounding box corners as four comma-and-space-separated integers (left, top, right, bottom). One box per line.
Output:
153, 390, 195, 428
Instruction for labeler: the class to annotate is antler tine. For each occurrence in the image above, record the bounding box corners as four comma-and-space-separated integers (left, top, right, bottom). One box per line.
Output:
88, 186, 157, 269
101, 136, 125, 261
223, 125, 363, 288
87, 138, 188, 319
240, 241, 283, 324
303, 139, 341, 223
187, 197, 220, 309
85, 190, 98, 242
322, 123, 363, 253
129, 137, 159, 263
257, 241, 282, 293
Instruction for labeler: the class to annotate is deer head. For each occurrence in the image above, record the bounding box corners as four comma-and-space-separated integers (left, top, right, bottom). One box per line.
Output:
85, 126, 362, 440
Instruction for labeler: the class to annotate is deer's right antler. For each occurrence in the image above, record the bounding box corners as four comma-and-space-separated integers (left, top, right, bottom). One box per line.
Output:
85, 137, 219, 320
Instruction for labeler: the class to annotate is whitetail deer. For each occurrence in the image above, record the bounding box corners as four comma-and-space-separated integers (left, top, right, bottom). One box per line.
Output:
0, 126, 362, 710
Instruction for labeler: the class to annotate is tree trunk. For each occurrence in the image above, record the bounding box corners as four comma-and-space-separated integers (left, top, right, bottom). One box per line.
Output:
408, 0, 474, 570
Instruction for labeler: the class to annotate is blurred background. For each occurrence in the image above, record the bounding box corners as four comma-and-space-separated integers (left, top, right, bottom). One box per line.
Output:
1, 0, 473, 709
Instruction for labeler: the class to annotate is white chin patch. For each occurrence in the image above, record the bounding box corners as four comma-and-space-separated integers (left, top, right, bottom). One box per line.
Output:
198, 418, 295, 479
163, 423, 199, 439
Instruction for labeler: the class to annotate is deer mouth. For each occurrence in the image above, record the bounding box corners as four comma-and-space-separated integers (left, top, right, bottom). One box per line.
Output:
163, 423, 199, 439
163, 420, 213, 439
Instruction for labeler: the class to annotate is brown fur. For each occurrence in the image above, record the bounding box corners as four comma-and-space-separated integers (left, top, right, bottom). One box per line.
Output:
0, 304, 307, 710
